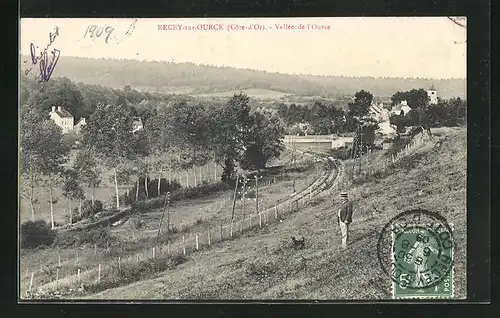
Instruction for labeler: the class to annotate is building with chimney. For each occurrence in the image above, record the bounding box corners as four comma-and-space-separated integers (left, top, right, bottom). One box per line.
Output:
49, 106, 74, 134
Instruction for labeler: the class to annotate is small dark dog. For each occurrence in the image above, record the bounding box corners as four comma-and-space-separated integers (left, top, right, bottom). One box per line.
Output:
291, 236, 305, 249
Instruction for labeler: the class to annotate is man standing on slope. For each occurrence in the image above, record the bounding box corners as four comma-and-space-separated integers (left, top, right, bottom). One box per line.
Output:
337, 192, 353, 249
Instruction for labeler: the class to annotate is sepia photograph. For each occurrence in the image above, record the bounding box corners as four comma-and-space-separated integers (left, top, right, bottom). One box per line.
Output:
19, 17, 467, 301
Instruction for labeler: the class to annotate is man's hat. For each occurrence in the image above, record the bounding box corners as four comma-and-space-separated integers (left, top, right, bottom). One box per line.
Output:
340, 192, 348, 198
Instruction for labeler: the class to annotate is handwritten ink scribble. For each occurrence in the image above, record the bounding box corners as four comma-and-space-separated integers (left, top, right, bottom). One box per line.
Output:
26, 26, 61, 82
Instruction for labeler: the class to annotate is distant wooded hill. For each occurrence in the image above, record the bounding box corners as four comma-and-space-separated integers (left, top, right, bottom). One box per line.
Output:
21, 55, 466, 99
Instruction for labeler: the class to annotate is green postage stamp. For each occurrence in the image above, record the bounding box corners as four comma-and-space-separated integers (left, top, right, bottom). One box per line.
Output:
391, 225, 454, 298
377, 209, 455, 299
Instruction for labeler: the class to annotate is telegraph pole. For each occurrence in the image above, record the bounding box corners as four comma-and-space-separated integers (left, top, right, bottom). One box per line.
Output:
255, 175, 260, 214
157, 191, 171, 238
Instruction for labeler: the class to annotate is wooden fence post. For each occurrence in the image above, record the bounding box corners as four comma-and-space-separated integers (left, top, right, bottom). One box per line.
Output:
56, 268, 59, 289
259, 212, 262, 227
182, 236, 186, 256
136, 254, 139, 263
77, 268, 81, 283
230, 222, 233, 238
29, 272, 34, 294
195, 233, 199, 250
208, 228, 211, 246
98, 264, 101, 283
58, 254, 61, 267
118, 256, 121, 271
152, 247, 156, 259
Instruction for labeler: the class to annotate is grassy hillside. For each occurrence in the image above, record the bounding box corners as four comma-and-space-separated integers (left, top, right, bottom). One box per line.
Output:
21, 55, 466, 99
82, 126, 466, 300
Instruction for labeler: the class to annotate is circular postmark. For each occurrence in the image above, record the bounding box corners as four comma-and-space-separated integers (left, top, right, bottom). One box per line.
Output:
377, 209, 454, 290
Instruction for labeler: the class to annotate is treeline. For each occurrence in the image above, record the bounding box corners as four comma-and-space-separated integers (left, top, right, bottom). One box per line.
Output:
20, 74, 194, 122
21, 89, 285, 229
388, 89, 467, 135
275, 90, 380, 136
21, 55, 466, 98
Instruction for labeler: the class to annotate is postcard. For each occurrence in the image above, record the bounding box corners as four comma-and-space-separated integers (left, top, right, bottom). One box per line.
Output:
19, 17, 467, 301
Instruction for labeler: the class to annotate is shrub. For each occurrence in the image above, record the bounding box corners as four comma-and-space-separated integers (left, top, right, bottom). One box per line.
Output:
385, 136, 411, 157
127, 217, 147, 230
71, 200, 104, 223
328, 146, 351, 160
52, 227, 118, 248
21, 220, 56, 249
85, 254, 188, 295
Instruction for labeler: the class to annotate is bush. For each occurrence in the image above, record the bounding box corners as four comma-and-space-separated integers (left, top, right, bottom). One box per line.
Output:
385, 136, 411, 157
21, 220, 56, 249
52, 227, 118, 248
328, 146, 351, 160
71, 200, 104, 223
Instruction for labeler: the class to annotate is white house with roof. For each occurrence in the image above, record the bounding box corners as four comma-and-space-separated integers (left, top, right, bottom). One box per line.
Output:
49, 106, 88, 134
391, 100, 412, 116
49, 106, 75, 134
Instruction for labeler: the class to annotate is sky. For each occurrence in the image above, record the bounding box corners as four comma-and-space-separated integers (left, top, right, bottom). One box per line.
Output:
20, 17, 466, 79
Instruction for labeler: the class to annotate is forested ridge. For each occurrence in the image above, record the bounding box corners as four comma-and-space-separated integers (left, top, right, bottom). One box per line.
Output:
20, 55, 466, 99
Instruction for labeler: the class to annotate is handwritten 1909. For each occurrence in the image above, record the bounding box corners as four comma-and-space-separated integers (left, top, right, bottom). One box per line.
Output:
25, 26, 61, 83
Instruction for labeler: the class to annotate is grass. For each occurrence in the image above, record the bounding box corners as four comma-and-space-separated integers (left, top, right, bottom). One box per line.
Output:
76, 127, 466, 300
19, 149, 320, 297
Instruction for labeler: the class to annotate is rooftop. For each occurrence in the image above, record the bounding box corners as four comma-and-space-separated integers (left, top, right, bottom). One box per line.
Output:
51, 107, 73, 118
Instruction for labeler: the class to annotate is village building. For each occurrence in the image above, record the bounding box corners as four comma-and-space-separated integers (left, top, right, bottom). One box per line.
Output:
74, 117, 87, 134
132, 117, 144, 133
49, 106, 76, 134
369, 102, 390, 122
427, 85, 438, 105
391, 100, 412, 116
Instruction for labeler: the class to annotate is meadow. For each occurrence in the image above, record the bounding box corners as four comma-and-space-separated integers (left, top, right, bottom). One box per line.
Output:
79, 127, 466, 300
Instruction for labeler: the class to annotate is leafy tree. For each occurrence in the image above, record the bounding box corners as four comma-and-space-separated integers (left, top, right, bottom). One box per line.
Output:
208, 93, 253, 181
74, 146, 102, 205
82, 103, 137, 209
21, 106, 70, 228
348, 90, 373, 118
406, 89, 430, 110
345, 90, 374, 132
389, 114, 406, 136
20, 107, 43, 221
61, 169, 85, 223
30, 77, 87, 120
390, 91, 409, 107
239, 110, 285, 171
